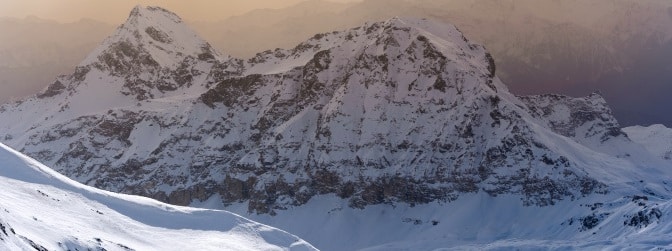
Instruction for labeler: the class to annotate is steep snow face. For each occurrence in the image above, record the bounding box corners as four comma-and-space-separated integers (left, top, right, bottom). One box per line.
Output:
0, 6, 241, 143
80, 5, 226, 69
0, 142, 316, 251
624, 124, 672, 162
73, 5, 241, 101
49, 5, 238, 105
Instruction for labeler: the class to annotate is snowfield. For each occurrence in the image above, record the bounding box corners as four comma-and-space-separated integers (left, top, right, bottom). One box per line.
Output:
227, 192, 672, 250
0, 142, 316, 251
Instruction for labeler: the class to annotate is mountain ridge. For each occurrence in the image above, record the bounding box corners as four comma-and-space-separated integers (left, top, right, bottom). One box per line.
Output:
0, 6, 671, 250
0, 5, 660, 211
624, 124, 672, 162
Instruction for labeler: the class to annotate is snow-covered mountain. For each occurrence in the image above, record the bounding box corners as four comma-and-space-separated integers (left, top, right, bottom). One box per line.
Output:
1, 5, 671, 250
518, 92, 657, 160
624, 124, 672, 162
37, 5, 239, 107
0, 142, 315, 250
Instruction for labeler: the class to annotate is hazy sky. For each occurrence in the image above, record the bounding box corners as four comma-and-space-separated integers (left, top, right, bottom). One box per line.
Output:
0, 0, 361, 23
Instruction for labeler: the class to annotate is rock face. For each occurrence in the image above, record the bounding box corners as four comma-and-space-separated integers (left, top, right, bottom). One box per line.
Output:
0, 7, 652, 214
74, 5, 241, 101
521, 92, 625, 143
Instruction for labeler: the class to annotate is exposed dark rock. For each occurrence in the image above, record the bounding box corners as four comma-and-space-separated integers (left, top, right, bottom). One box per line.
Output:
145, 27, 172, 43
201, 74, 263, 108
625, 208, 662, 228
37, 80, 66, 99
485, 52, 496, 78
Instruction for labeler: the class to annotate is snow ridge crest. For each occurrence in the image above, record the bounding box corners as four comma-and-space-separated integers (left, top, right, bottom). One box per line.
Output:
128, 5, 183, 24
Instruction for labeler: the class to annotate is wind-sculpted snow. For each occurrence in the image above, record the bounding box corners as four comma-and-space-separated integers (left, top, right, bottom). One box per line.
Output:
0, 142, 316, 251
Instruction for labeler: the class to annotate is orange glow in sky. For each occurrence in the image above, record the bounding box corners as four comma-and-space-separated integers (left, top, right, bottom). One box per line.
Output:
0, 0, 361, 23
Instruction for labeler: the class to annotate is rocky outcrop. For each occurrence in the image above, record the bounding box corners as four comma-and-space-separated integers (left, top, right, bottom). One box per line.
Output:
520, 92, 627, 143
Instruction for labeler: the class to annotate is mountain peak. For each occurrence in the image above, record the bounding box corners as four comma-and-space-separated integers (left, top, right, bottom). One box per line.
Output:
587, 90, 607, 103
31, 5, 238, 102
384, 16, 405, 25
79, 5, 222, 70
247, 17, 499, 95
128, 5, 184, 26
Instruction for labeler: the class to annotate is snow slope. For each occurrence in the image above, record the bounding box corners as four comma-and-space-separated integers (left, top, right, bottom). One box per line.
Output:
0, 142, 316, 251
624, 124, 672, 162
228, 193, 672, 251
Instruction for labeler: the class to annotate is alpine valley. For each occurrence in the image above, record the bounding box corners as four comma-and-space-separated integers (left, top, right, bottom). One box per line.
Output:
0, 6, 671, 251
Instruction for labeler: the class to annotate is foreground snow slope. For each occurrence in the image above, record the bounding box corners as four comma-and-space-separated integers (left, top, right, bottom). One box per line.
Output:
228, 190, 672, 250
0, 142, 316, 251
